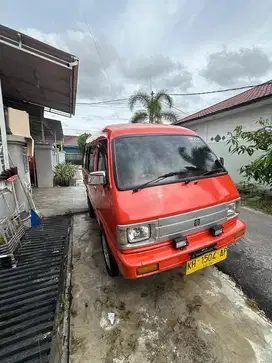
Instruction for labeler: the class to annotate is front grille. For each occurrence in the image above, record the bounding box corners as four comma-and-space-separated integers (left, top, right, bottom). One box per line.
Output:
157, 202, 228, 239
0, 216, 71, 363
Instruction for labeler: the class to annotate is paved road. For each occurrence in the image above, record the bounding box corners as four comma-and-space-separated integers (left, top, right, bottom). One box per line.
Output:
70, 214, 272, 363
218, 207, 272, 320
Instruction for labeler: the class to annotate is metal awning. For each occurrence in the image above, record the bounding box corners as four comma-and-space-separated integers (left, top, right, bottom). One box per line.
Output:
43, 118, 63, 143
0, 24, 79, 116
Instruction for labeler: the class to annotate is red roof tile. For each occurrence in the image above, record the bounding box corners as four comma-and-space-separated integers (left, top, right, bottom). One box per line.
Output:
176, 82, 272, 124
64, 135, 78, 146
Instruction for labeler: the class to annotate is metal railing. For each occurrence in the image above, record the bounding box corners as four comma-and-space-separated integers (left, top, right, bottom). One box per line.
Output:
65, 152, 82, 165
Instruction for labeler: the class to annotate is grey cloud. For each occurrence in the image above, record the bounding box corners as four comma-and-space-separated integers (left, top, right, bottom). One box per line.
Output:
121, 55, 177, 81
61, 31, 124, 98
120, 55, 192, 91
201, 48, 272, 86
162, 70, 192, 90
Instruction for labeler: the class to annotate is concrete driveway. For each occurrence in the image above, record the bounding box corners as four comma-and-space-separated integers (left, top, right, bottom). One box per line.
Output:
32, 169, 87, 217
219, 207, 272, 320
70, 214, 272, 363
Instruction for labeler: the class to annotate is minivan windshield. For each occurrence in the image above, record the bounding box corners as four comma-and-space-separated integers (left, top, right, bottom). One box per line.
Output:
113, 134, 226, 190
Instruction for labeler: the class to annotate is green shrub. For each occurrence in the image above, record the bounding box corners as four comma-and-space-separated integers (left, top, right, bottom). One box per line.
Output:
228, 119, 272, 188
77, 133, 92, 154
54, 163, 76, 186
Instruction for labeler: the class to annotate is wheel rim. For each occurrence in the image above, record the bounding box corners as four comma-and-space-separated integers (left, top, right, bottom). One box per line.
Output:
102, 235, 111, 270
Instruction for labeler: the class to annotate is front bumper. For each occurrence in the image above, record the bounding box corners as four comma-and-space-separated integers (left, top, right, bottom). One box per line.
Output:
115, 218, 246, 279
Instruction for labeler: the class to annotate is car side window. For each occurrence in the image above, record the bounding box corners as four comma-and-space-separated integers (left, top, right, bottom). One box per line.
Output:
98, 153, 106, 171
97, 139, 108, 173
88, 145, 96, 172
83, 146, 88, 169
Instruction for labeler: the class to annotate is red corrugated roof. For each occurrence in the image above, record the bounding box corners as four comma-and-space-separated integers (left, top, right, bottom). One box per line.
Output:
64, 135, 78, 146
177, 82, 272, 124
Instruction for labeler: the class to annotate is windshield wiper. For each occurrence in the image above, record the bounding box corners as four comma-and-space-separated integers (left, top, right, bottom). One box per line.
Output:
132, 167, 226, 193
133, 171, 185, 193
197, 167, 226, 178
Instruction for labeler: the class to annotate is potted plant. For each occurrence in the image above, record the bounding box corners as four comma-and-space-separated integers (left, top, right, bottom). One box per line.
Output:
54, 163, 76, 187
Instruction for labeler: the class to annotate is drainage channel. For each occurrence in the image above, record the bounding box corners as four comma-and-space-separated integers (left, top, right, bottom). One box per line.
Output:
0, 216, 71, 363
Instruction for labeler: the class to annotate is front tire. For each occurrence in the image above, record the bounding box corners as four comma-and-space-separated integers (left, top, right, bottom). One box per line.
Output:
101, 231, 119, 277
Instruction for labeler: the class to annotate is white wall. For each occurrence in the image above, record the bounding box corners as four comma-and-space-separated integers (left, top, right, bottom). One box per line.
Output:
182, 101, 272, 184
35, 144, 54, 188
58, 151, 65, 164
51, 149, 58, 170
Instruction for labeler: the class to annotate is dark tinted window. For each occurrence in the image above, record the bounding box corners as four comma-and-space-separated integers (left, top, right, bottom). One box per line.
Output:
83, 146, 89, 169
98, 152, 106, 171
113, 135, 221, 190
88, 145, 96, 172
82, 147, 87, 168
97, 140, 108, 172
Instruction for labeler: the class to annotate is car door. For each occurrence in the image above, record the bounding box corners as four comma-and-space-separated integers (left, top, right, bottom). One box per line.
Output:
86, 144, 97, 206
95, 139, 115, 238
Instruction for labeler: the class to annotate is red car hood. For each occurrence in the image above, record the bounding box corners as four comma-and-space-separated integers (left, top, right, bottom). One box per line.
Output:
116, 175, 239, 224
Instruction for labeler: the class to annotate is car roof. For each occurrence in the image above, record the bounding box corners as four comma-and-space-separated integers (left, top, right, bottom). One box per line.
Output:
101, 123, 197, 139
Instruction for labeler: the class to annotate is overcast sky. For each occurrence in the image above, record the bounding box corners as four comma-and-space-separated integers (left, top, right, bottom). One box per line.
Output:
2, 0, 272, 135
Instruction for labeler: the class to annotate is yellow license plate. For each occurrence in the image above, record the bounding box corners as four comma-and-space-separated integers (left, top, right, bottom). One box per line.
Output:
186, 247, 227, 275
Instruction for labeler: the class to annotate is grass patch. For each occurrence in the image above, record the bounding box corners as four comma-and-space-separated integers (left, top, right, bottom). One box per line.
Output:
58, 295, 69, 324
237, 183, 272, 215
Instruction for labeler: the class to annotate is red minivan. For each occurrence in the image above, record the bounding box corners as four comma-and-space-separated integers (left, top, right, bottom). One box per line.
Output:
82, 124, 246, 279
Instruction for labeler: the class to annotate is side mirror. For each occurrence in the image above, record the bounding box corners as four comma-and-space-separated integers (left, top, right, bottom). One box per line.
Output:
219, 157, 224, 166
88, 171, 106, 186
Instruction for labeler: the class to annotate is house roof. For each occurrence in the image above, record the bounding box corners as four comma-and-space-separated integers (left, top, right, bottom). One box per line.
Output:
64, 135, 78, 147
176, 81, 272, 124
0, 24, 79, 116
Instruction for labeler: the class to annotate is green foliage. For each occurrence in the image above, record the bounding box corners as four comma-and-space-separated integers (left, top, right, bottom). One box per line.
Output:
0, 235, 6, 245
77, 133, 91, 154
228, 119, 272, 188
129, 90, 178, 124
58, 295, 69, 324
54, 163, 76, 186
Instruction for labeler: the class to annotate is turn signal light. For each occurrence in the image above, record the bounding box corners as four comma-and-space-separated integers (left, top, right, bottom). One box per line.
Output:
137, 263, 159, 275
234, 230, 245, 239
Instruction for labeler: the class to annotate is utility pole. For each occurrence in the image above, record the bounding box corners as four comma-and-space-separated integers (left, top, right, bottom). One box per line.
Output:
150, 90, 154, 124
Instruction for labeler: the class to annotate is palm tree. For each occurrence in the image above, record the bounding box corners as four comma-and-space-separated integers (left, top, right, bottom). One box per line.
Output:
129, 90, 178, 124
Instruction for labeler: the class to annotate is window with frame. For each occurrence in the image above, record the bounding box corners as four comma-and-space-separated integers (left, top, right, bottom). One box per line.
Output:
97, 140, 108, 172
82, 146, 87, 168
88, 145, 96, 172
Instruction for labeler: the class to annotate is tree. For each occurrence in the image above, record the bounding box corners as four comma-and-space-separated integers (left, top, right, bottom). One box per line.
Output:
77, 133, 91, 154
227, 119, 272, 188
128, 90, 178, 124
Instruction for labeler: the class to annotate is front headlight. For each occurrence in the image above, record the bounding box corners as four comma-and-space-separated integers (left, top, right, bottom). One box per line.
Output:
227, 199, 241, 218
127, 226, 150, 243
